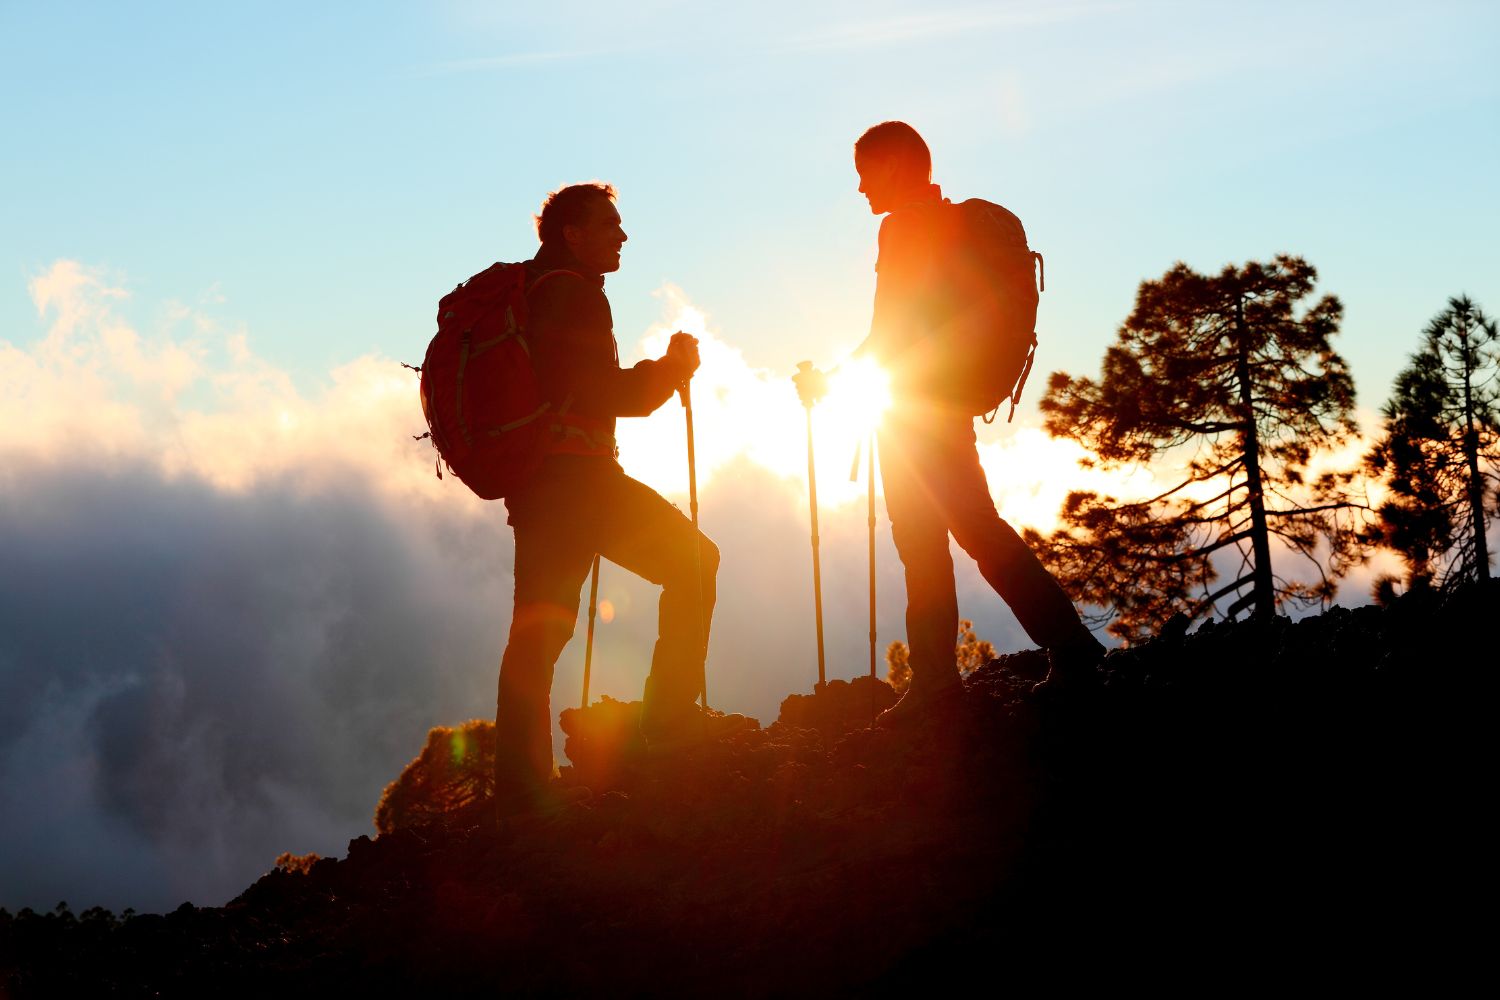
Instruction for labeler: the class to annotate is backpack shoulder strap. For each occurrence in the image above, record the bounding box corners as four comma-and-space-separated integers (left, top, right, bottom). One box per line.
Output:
526, 268, 583, 295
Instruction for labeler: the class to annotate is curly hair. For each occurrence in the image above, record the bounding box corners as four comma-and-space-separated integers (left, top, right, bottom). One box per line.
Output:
535, 181, 618, 246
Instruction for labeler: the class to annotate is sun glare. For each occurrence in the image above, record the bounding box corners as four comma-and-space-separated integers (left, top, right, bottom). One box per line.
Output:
613, 288, 1166, 527
821, 358, 891, 442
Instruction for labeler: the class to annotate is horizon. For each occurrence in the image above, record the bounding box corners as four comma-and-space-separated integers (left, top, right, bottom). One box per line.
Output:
2, 0, 1497, 913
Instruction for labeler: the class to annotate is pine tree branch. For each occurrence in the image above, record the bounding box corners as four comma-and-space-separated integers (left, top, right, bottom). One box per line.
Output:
1263, 500, 1366, 517
1192, 574, 1256, 614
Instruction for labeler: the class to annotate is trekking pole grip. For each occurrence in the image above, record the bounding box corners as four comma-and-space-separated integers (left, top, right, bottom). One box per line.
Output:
795, 360, 824, 412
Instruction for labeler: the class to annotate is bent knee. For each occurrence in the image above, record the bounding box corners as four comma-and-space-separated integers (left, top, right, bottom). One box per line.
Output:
665, 532, 718, 588
509, 599, 580, 643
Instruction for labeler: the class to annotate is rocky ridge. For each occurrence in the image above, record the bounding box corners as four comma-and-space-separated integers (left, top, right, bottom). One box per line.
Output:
2, 583, 1489, 996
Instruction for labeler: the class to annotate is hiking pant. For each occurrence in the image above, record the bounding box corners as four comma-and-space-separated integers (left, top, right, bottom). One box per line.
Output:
879, 406, 1093, 685
494, 455, 717, 798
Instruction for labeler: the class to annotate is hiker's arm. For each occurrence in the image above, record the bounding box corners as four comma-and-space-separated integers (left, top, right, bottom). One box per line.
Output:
530, 277, 690, 418
594, 355, 691, 418
574, 343, 685, 419
852, 212, 936, 367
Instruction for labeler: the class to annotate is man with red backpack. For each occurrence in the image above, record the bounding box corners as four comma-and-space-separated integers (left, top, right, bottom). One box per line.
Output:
490, 182, 731, 816
797, 122, 1105, 724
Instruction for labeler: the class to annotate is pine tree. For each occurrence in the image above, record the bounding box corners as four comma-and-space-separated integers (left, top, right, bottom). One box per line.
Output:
884, 619, 994, 694
1031, 255, 1365, 641
1366, 295, 1499, 591
374, 719, 495, 834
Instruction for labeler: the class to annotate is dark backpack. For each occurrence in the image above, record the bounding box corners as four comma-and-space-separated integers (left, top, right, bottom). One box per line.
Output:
941, 198, 1044, 422
414, 263, 575, 500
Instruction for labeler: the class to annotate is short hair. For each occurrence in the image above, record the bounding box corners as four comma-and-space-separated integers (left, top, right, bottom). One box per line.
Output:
854, 121, 931, 179
535, 182, 618, 245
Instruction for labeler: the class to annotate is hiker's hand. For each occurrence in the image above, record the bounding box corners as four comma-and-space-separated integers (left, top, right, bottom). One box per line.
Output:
792, 365, 828, 407
666, 331, 700, 379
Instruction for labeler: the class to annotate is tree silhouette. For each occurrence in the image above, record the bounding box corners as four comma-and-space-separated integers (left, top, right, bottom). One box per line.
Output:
1366, 295, 1499, 592
1031, 255, 1365, 641
884, 619, 995, 694
885, 641, 910, 695
374, 719, 495, 835
273, 851, 322, 875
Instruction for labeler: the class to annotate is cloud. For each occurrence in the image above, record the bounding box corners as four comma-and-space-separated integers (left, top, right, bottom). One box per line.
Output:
1, 263, 507, 911
0, 457, 516, 912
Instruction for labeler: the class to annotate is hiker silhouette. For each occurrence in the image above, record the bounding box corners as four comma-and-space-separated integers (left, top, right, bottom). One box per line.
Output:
492, 183, 740, 818
796, 121, 1104, 722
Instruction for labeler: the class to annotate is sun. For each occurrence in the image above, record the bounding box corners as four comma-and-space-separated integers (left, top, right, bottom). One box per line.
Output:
819, 357, 892, 444
614, 294, 901, 506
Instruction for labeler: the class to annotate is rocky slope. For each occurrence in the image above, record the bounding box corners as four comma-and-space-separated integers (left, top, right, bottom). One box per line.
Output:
3, 583, 1488, 996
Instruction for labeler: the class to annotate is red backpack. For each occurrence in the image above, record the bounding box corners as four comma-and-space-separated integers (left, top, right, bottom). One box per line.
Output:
942, 199, 1044, 422
414, 263, 575, 500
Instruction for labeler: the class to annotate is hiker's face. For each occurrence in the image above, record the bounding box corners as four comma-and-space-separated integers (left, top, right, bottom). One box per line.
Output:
565, 197, 628, 275
855, 151, 901, 215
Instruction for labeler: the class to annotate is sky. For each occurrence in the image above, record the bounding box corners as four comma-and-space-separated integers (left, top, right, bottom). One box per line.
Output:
2, 1, 1498, 913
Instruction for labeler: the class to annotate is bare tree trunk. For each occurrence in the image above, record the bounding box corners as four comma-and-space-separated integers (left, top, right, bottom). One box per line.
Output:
1234, 293, 1276, 617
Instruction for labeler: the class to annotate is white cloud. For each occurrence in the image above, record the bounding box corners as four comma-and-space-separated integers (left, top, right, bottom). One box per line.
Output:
6, 261, 469, 504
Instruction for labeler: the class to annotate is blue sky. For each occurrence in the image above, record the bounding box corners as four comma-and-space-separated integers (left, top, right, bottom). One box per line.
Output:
5, 1, 1497, 399
1, 1, 1498, 913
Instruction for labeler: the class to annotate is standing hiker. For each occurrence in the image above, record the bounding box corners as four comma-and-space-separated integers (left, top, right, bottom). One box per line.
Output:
494, 182, 736, 817
796, 122, 1104, 725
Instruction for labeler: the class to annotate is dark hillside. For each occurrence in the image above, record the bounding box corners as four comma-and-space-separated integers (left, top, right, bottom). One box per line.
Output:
3, 583, 1489, 996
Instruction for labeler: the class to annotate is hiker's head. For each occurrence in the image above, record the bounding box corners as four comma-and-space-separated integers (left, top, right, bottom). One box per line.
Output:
536, 182, 627, 275
853, 121, 932, 215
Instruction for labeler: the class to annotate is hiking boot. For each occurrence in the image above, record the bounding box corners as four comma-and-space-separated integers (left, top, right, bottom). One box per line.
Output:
641, 706, 754, 754
876, 671, 964, 728
1031, 636, 1106, 697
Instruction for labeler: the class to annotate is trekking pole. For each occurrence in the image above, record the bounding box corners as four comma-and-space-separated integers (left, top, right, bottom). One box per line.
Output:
867, 433, 878, 718
796, 361, 828, 690
581, 554, 601, 709
850, 434, 878, 719
679, 380, 709, 710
